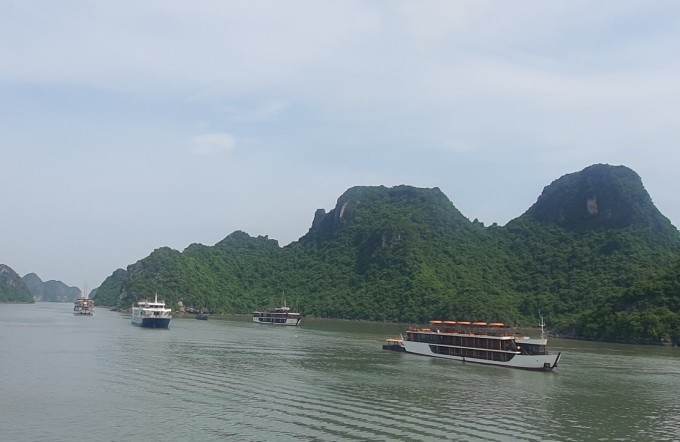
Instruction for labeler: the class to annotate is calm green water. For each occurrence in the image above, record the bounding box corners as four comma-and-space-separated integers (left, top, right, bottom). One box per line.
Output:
1, 303, 679, 441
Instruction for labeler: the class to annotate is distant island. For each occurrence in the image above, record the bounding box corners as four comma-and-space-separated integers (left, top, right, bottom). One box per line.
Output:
0, 265, 82, 303
91, 164, 680, 345
22, 273, 81, 302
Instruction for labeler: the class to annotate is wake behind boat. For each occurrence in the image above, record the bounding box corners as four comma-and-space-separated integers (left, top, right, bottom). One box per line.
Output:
73, 297, 94, 316
401, 320, 561, 371
131, 294, 172, 328
253, 303, 302, 326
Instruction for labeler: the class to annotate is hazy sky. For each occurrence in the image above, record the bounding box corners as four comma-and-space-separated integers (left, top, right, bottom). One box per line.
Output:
2, 1, 680, 290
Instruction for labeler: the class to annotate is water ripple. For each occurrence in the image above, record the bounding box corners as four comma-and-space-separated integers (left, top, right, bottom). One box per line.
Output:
2, 306, 680, 441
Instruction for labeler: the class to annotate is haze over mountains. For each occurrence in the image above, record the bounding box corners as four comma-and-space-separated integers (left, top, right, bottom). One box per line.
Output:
89, 164, 680, 344
22, 273, 81, 302
0, 265, 81, 303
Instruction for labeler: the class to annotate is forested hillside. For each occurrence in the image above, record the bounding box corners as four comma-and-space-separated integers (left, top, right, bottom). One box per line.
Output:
0, 265, 35, 303
94, 164, 680, 344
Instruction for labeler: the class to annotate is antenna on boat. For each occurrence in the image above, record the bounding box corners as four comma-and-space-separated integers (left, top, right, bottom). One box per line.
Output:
538, 310, 546, 339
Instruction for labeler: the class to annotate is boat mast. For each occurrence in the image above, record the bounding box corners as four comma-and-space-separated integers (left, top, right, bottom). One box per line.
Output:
539, 311, 546, 339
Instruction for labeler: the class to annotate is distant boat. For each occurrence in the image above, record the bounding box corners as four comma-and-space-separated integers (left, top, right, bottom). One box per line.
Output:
195, 312, 209, 320
253, 302, 302, 326
74, 283, 94, 316
131, 294, 172, 328
73, 298, 94, 316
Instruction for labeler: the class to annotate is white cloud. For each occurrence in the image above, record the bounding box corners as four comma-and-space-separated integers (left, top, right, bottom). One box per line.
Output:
218, 101, 289, 123
190, 133, 236, 155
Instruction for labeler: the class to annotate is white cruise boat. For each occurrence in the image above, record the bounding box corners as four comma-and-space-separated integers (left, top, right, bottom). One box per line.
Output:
253, 303, 302, 326
401, 320, 561, 371
73, 298, 94, 316
131, 294, 172, 328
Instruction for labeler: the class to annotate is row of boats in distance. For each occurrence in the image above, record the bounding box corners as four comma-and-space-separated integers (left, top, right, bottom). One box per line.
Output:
74, 294, 301, 327
129, 297, 303, 327
76, 294, 561, 371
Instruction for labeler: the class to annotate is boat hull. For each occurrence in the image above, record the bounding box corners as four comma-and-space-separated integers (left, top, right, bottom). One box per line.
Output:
401, 340, 561, 371
132, 317, 171, 329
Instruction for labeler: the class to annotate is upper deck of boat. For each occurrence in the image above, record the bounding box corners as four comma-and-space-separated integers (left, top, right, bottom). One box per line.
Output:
407, 321, 524, 340
254, 306, 301, 316
135, 301, 167, 309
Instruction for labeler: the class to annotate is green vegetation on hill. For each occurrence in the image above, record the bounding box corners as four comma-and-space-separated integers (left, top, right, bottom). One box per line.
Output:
0, 265, 35, 303
94, 164, 680, 345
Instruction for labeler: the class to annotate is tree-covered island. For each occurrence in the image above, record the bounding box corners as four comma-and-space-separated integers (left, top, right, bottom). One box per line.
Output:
93, 164, 680, 345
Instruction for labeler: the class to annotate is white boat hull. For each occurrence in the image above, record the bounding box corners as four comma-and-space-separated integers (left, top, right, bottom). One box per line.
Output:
401, 340, 561, 371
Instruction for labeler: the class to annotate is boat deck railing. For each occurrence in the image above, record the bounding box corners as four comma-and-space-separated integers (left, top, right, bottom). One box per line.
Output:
407, 321, 522, 338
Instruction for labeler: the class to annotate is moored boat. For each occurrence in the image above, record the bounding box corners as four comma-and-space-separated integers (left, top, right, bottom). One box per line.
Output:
73, 297, 94, 316
195, 312, 209, 320
253, 303, 302, 326
401, 320, 561, 371
382, 337, 405, 352
131, 294, 172, 328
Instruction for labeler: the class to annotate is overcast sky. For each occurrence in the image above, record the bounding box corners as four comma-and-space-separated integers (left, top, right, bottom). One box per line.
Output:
2, 1, 680, 290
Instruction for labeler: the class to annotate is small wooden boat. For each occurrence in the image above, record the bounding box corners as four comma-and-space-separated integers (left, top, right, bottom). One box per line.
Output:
382, 337, 404, 352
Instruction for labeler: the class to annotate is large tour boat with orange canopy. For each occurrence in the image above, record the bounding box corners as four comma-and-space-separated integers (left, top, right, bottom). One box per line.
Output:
400, 319, 561, 371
